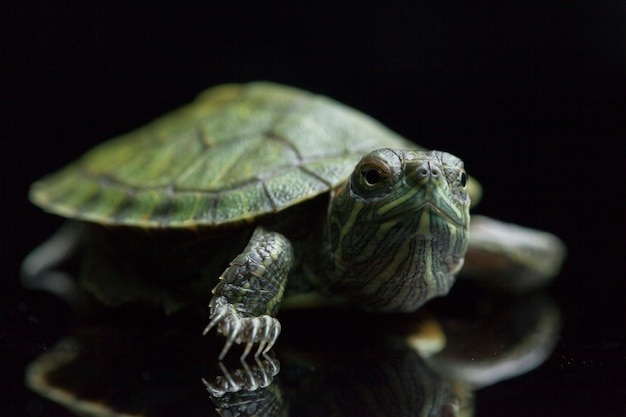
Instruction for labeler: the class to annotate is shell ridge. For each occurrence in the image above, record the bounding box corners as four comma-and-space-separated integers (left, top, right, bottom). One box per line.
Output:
297, 165, 334, 188
31, 82, 412, 227
195, 128, 213, 150
260, 180, 279, 212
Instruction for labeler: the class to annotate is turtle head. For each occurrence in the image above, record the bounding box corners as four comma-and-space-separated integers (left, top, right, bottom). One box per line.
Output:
326, 149, 471, 312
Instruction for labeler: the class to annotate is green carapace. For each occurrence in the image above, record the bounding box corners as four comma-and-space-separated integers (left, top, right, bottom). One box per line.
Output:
28, 82, 566, 359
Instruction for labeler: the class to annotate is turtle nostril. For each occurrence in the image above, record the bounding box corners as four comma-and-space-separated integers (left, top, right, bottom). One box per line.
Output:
416, 162, 439, 179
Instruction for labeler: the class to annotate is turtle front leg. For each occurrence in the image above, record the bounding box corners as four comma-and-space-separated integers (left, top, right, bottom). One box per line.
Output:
203, 227, 293, 360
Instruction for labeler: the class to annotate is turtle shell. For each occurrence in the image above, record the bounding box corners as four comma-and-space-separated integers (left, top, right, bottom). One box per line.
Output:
30, 82, 418, 227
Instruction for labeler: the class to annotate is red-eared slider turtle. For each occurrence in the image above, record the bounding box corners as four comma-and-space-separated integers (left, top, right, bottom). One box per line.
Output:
26, 82, 565, 359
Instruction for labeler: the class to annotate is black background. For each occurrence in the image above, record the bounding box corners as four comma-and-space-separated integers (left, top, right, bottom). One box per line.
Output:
3, 3, 625, 416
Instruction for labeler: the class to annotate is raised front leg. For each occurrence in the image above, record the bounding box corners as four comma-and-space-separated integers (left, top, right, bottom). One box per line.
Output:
203, 227, 293, 360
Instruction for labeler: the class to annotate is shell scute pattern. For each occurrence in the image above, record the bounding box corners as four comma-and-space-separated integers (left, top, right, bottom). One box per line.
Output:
30, 83, 413, 227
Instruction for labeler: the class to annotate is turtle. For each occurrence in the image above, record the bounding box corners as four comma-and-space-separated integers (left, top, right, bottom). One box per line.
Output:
25, 82, 566, 359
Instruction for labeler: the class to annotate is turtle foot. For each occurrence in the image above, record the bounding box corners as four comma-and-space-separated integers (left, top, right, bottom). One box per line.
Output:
202, 352, 280, 397
203, 296, 281, 360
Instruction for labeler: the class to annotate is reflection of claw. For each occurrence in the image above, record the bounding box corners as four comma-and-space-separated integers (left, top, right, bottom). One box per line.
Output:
203, 296, 281, 360
202, 353, 280, 397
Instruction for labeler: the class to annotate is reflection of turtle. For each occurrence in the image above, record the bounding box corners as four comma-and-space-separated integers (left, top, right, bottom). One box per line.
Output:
25, 82, 565, 358
24, 293, 561, 417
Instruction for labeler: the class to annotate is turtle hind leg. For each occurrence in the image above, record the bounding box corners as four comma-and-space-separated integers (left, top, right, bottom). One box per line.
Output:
461, 215, 566, 293
204, 226, 293, 360
21, 221, 88, 308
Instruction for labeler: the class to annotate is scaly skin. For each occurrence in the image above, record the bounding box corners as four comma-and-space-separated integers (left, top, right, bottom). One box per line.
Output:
206, 149, 471, 358
325, 149, 470, 312
25, 83, 565, 361
204, 227, 291, 359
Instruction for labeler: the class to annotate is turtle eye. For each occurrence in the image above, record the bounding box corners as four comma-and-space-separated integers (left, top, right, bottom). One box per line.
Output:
359, 163, 389, 189
351, 149, 402, 197
455, 170, 469, 197
459, 171, 468, 188
352, 161, 392, 196
363, 168, 383, 185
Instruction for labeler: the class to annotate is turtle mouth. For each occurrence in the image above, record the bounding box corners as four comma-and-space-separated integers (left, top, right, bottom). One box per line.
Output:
377, 200, 466, 228
419, 201, 466, 228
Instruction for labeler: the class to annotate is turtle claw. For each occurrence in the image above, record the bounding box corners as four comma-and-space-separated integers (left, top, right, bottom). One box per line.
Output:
203, 353, 280, 398
257, 318, 280, 356
205, 296, 281, 360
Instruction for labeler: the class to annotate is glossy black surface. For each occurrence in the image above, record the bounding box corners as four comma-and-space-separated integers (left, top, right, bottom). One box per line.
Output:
4, 3, 625, 416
